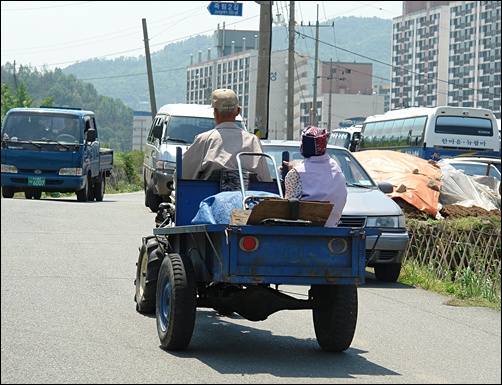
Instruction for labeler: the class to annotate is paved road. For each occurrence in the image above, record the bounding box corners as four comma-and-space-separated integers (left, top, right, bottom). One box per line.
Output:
1, 192, 500, 384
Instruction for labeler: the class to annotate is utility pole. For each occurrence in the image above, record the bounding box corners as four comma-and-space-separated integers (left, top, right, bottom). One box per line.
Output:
254, 1, 273, 139
311, 5, 319, 126
286, 1, 295, 140
300, 6, 332, 128
328, 58, 333, 131
142, 18, 157, 120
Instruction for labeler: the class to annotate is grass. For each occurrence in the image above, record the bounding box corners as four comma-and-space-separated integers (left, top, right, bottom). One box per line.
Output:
398, 259, 501, 311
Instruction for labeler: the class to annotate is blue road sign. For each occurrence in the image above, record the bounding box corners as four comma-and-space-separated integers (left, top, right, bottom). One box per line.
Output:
207, 2, 243, 17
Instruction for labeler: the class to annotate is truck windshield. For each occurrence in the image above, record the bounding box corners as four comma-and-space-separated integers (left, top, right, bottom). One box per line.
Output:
2, 113, 80, 143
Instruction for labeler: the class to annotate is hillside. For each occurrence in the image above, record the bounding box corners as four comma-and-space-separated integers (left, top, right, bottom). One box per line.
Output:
62, 16, 392, 110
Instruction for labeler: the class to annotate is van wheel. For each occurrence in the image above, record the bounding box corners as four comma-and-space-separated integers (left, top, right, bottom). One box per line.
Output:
146, 186, 162, 212
144, 181, 149, 207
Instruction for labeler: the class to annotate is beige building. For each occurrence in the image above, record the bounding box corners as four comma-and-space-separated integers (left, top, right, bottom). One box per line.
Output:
186, 25, 387, 140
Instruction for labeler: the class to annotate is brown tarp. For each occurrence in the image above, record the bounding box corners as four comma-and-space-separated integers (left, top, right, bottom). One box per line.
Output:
353, 150, 442, 218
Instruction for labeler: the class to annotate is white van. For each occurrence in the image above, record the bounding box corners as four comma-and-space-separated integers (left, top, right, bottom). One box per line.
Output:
143, 103, 245, 212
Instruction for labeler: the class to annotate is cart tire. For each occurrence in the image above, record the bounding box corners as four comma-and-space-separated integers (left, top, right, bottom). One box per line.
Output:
374, 263, 401, 282
312, 284, 358, 352
156, 253, 196, 351
134, 237, 159, 313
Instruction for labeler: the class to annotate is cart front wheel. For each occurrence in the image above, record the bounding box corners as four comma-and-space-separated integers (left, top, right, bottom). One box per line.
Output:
134, 237, 159, 313
312, 284, 358, 352
156, 253, 196, 351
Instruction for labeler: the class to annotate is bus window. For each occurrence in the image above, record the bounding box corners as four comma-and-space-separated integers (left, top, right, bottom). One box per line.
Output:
372, 121, 384, 147
410, 116, 426, 146
381, 120, 394, 147
392, 119, 406, 146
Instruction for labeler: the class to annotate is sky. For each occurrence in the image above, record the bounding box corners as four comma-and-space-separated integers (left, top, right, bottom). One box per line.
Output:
1, 1, 403, 70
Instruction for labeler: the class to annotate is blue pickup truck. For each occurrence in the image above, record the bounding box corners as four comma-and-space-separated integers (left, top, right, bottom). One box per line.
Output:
1, 106, 113, 201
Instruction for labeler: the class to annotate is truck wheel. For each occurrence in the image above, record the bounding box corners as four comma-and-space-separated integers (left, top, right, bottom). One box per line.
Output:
32, 190, 42, 200
156, 253, 196, 351
312, 284, 358, 352
94, 175, 105, 202
86, 174, 95, 202
25, 191, 33, 199
374, 263, 401, 283
2, 187, 15, 198
77, 175, 93, 202
135, 237, 161, 313
76, 187, 87, 202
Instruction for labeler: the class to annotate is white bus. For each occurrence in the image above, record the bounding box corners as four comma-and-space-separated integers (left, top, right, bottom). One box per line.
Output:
359, 106, 500, 161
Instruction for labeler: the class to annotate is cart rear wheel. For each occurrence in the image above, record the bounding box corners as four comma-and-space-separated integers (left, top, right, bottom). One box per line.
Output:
156, 253, 196, 351
312, 284, 358, 352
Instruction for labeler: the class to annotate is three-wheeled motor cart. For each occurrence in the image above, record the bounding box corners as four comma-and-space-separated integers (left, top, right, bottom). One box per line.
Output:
134, 148, 379, 352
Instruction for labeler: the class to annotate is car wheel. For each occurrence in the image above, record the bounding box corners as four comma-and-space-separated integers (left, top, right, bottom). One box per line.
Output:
374, 263, 401, 282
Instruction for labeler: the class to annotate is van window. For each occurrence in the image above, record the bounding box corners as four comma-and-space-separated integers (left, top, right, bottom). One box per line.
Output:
147, 117, 163, 144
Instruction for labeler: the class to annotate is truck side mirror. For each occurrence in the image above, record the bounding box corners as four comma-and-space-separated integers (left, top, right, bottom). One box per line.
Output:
86, 128, 97, 142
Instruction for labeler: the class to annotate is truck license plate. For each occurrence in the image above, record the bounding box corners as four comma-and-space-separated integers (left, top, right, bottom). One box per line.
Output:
28, 177, 45, 186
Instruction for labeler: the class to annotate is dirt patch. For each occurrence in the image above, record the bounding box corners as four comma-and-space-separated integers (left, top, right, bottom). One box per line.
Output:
394, 198, 501, 220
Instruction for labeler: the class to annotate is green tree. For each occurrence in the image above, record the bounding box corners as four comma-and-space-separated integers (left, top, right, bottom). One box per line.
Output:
1, 82, 54, 123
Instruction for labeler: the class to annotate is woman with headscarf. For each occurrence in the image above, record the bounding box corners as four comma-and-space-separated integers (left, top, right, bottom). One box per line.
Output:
283, 125, 348, 227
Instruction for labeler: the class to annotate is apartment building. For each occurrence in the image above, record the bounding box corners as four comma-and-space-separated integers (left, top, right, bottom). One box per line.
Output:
391, 1, 501, 117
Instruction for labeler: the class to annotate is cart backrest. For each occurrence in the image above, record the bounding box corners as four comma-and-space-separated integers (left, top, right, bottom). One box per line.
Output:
174, 147, 281, 226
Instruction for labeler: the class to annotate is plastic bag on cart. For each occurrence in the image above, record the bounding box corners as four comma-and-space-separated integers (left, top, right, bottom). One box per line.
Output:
191, 190, 280, 225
